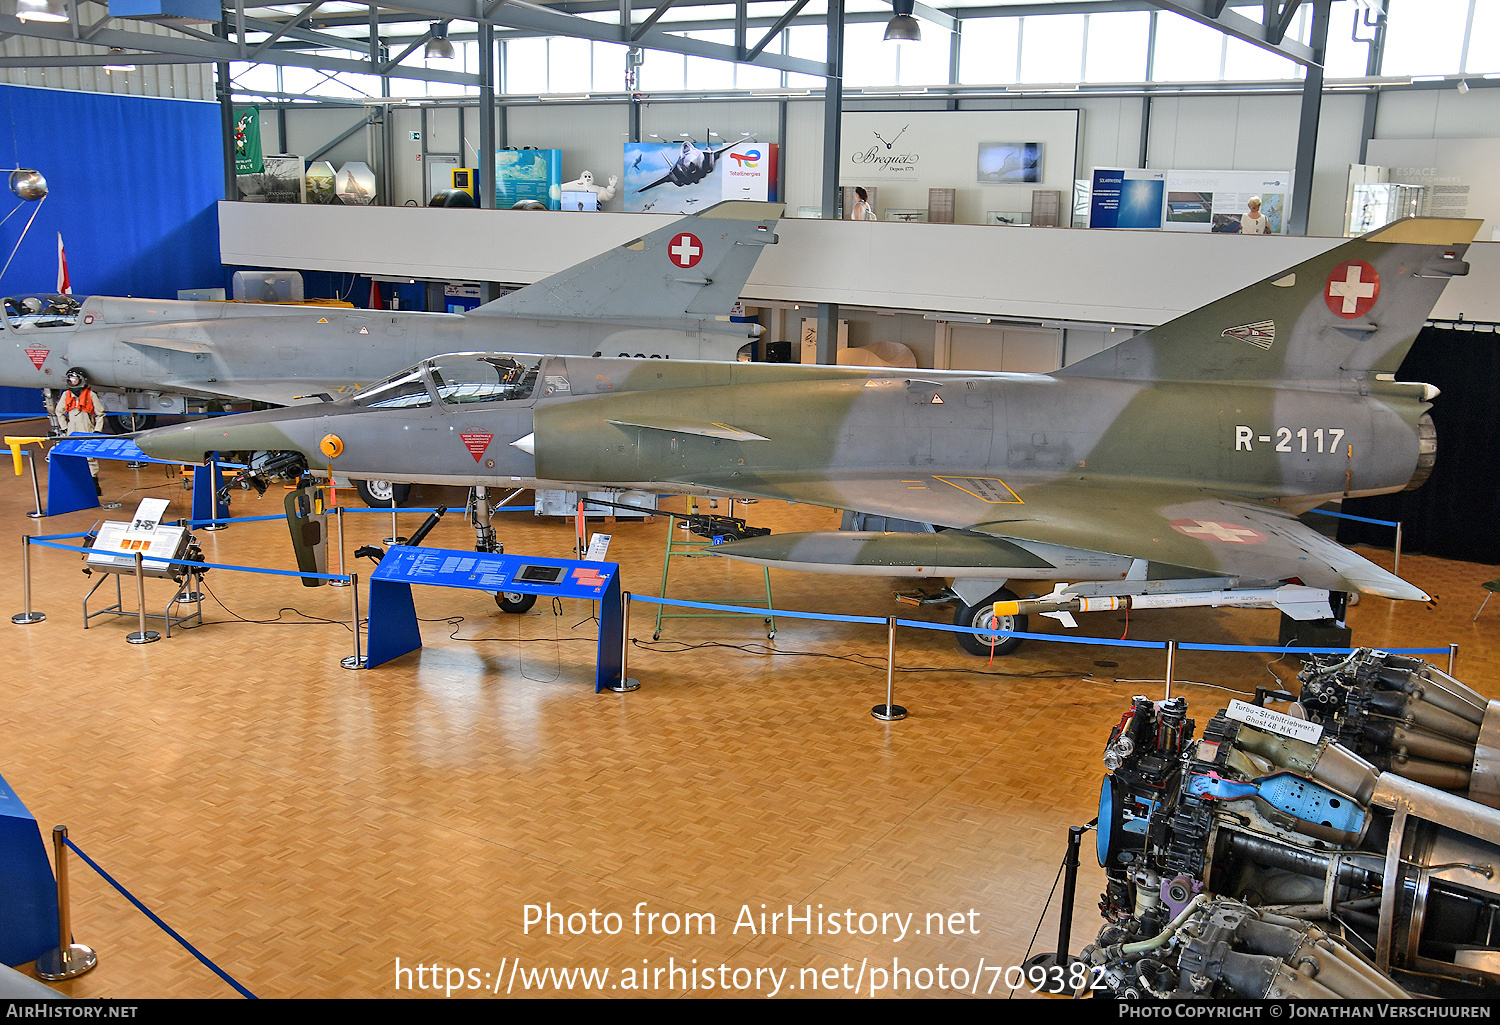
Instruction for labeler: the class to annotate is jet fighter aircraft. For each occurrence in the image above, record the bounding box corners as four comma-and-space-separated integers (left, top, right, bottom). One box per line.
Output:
134, 218, 1479, 653
0, 200, 781, 498
636, 139, 745, 192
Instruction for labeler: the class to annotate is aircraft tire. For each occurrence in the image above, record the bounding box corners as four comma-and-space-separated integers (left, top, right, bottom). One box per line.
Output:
953, 588, 1026, 657
106, 413, 158, 434
355, 479, 411, 508
495, 592, 537, 614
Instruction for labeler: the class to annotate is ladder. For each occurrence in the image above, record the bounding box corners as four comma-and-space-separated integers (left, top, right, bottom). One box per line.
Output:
653, 497, 776, 641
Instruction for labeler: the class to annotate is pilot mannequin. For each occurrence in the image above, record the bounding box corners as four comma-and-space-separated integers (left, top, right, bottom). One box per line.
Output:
57, 367, 107, 493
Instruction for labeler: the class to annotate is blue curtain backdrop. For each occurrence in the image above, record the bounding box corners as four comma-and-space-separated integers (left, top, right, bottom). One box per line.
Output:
0, 83, 224, 416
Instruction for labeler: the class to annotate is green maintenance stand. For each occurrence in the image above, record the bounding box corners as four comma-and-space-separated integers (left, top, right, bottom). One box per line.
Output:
654, 499, 776, 641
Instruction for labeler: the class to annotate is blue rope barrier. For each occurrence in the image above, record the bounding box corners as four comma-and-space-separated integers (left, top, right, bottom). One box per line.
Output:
61, 837, 256, 999
25, 537, 351, 582
1306, 508, 1401, 529
628, 593, 883, 625
28, 530, 92, 541
339, 506, 443, 515
632, 595, 1453, 657
179, 515, 289, 527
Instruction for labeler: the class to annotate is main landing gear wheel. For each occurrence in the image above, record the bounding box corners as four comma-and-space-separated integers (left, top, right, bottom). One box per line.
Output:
355, 479, 411, 508
495, 592, 537, 614
954, 587, 1027, 657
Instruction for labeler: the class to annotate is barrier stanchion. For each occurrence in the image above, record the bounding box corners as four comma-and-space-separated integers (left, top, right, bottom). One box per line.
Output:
1450, 643, 1459, 676
34, 825, 96, 981
202, 460, 226, 532
1164, 639, 1177, 701
608, 590, 641, 693
329, 505, 348, 588
12, 535, 45, 624
1020, 823, 1089, 979
1395, 523, 1404, 577
24, 448, 44, 519
341, 572, 365, 670
126, 551, 160, 645
872, 617, 908, 721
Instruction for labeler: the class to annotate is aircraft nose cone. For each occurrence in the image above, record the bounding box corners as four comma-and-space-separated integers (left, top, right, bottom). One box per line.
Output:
135, 421, 221, 464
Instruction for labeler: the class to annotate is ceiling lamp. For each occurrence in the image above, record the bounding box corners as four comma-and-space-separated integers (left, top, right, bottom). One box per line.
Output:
104, 48, 136, 72
424, 22, 456, 61
884, 0, 921, 42
16, 0, 68, 23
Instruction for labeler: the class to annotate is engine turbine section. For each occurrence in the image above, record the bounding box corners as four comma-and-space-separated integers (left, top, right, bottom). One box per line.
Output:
1089, 694, 1500, 997
1298, 649, 1500, 808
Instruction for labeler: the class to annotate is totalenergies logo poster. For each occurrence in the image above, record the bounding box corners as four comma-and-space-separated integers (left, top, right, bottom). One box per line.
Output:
622, 141, 777, 214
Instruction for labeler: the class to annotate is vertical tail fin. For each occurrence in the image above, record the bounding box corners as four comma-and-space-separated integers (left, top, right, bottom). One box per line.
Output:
1058, 217, 1482, 383
468, 200, 782, 322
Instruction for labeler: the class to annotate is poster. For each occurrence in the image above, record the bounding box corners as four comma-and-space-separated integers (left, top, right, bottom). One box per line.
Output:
622, 141, 777, 215
1088, 168, 1166, 229
261, 155, 305, 203
232, 108, 262, 175
1163, 170, 1292, 234
496, 149, 562, 210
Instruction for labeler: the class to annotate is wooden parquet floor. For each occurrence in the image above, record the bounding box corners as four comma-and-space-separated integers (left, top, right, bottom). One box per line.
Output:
2, 418, 1497, 999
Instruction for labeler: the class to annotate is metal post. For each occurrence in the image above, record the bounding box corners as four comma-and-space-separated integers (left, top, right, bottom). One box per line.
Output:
1020, 823, 1087, 980
25, 449, 44, 518
330, 505, 348, 587
1164, 639, 1177, 700
126, 552, 159, 644
202, 459, 227, 531
341, 571, 365, 669
34, 825, 97, 981
608, 590, 641, 692
1449, 643, 1458, 676
384, 505, 404, 545
872, 617, 908, 721
12, 535, 45, 624
1393, 522, 1403, 577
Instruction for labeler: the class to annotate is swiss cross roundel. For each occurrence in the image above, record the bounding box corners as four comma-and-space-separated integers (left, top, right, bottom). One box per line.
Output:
1325, 260, 1380, 319
1169, 519, 1267, 545
668, 232, 703, 269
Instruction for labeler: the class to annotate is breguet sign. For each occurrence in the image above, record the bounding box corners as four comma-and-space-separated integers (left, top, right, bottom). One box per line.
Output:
847, 122, 922, 181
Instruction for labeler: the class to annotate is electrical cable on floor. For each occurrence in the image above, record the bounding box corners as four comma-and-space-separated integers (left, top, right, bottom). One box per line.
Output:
198, 577, 352, 631
1108, 677, 1256, 697
630, 638, 1080, 679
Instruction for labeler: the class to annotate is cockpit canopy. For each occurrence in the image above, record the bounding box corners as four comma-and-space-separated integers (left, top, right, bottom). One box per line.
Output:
350, 353, 544, 409
4, 293, 84, 330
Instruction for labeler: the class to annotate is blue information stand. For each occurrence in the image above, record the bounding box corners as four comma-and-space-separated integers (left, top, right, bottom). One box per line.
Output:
45, 436, 225, 521
367, 546, 625, 692
0, 771, 58, 967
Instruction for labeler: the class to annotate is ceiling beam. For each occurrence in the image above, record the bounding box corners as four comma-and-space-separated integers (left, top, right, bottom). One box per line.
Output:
1143, 0, 1315, 66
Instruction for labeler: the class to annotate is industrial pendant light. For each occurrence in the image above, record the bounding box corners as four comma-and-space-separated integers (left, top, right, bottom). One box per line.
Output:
884, 0, 921, 42
424, 22, 456, 61
104, 48, 136, 73
16, 0, 69, 23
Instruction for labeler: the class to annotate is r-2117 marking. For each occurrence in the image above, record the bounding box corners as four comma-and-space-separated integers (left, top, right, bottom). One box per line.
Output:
1235, 426, 1345, 453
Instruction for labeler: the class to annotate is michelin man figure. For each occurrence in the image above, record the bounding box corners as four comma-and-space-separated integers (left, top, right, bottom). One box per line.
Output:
558, 169, 618, 204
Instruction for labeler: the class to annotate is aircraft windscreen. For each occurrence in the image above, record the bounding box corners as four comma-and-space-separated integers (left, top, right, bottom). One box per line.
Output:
4, 294, 83, 330
352, 366, 432, 408
430, 354, 540, 405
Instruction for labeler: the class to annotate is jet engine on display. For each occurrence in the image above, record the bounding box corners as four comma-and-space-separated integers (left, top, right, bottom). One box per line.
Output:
1088, 681, 1500, 998
1297, 649, 1500, 808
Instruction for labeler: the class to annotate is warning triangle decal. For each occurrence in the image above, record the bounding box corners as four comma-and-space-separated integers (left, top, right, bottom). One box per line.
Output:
460, 432, 492, 460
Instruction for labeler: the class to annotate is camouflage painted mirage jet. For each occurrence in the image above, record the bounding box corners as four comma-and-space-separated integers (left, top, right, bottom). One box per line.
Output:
134, 218, 1479, 654
0, 202, 779, 502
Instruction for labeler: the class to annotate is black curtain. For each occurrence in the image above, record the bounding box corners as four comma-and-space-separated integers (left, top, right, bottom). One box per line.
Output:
1337, 326, 1500, 563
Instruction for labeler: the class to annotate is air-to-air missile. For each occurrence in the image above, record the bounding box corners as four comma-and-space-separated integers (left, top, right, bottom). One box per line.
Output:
0, 201, 780, 502
135, 218, 1479, 654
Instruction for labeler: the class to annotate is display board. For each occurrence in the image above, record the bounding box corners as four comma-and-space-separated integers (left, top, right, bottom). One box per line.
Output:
1366, 138, 1500, 241
1090, 168, 1292, 234
622, 141, 777, 215
496, 149, 562, 210
840, 110, 1079, 227
0, 770, 59, 967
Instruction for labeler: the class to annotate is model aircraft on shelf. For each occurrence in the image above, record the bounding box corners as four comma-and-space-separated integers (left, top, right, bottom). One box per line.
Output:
0, 201, 782, 504
133, 217, 1478, 654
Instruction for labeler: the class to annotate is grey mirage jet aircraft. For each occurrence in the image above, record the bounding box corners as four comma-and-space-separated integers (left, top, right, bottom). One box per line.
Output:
0, 201, 781, 501
134, 218, 1479, 653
